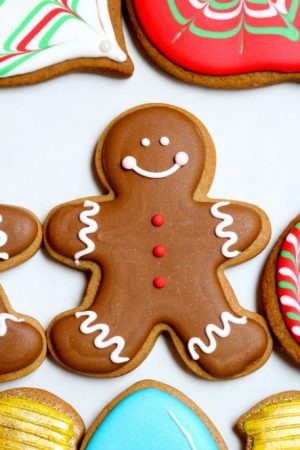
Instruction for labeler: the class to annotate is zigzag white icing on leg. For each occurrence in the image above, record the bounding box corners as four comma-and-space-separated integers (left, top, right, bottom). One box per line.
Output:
188, 312, 247, 360
74, 200, 100, 265
0, 313, 24, 337
75, 311, 129, 364
210, 201, 241, 258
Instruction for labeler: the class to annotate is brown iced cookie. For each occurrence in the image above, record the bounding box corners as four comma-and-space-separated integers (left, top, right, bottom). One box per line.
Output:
0, 0, 133, 87
0, 204, 46, 381
0, 387, 84, 449
45, 104, 272, 380
262, 215, 300, 364
126, 1, 300, 89
81, 380, 227, 449
237, 391, 300, 449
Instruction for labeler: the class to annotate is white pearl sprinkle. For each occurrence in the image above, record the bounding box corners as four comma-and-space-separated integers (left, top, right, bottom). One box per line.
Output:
141, 138, 151, 147
160, 136, 170, 146
99, 40, 112, 53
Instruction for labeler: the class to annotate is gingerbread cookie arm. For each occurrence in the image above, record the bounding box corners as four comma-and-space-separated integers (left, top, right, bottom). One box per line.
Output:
45, 199, 104, 267
209, 201, 271, 261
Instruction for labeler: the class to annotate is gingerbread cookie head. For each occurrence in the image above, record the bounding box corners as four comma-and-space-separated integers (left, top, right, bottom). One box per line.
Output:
0, 204, 46, 381
101, 105, 209, 196
45, 104, 271, 380
262, 214, 300, 364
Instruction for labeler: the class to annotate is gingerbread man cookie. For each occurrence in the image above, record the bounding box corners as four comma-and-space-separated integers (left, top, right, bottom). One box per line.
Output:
0, 204, 46, 381
45, 104, 272, 380
0, 0, 133, 86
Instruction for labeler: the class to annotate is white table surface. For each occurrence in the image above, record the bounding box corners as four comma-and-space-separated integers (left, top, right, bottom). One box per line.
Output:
0, 24, 299, 450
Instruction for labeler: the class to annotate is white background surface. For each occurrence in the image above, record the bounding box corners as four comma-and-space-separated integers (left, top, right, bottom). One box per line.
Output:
0, 23, 299, 450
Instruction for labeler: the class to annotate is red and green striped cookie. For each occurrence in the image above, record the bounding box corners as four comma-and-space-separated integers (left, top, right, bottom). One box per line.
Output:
262, 215, 300, 364
126, 0, 300, 88
0, 0, 133, 86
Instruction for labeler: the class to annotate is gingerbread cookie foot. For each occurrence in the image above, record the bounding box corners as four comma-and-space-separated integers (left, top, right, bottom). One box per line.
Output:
0, 204, 46, 381
45, 104, 272, 379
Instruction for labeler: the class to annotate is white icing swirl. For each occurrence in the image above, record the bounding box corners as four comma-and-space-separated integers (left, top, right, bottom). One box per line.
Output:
188, 312, 247, 359
75, 311, 129, 364
0, 215, 9, 261
74, 200, 100, 265
210, 201, 241, 258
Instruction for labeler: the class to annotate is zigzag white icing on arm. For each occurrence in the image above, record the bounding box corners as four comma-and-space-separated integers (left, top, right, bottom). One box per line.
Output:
0, 313, 24, 337
210, 201, 241, 258
188, 312, 247, 360
74, 200, 100, 265
75, 311, 129, 364
0, 215, 9, 261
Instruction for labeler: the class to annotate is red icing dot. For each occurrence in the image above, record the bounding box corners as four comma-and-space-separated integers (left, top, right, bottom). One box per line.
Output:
152, 214, 164, 227
153, 277, 166, 289
153, 245, 166, 257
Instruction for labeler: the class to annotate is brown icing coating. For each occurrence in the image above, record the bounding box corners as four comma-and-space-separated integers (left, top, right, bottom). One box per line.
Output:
0, 205, 45, 381
46, 105, 272, 379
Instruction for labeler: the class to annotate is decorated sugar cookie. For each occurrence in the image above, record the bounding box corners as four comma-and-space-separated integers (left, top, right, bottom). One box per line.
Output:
81, 380, 227, 449
0, 0, 133, 86
45, 104, 272, 380
126, 0, 300, 88
262, 215, 300, 364
237, 391, 300, 449
0, 387, 84, 449
0, 204, 46, 381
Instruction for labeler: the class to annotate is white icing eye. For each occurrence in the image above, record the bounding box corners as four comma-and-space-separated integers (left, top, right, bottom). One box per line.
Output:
122, 156, 136, 170
175, 152, 189, 166
141, 138, 151, 147
160, 136, 170, 146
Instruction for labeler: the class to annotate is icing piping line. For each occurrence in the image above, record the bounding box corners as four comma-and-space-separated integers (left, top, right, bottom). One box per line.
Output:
168, 410, 197, 450
0, 215, 8, 261
210, 201, 241, 258
188, 312, 247, 360
121, 152, 189, 179
0, 313, 24, 337
74, 200, 100, 265
75, 311, 129, 364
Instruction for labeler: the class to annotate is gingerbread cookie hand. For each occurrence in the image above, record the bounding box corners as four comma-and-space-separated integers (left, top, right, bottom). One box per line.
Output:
45, 104, 272, 379
0, 205, 46, 381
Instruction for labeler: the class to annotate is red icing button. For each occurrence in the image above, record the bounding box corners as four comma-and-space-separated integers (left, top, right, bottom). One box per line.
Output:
153, 245, 166, 257
151, 214, 164, 227
153, 277, 166, 289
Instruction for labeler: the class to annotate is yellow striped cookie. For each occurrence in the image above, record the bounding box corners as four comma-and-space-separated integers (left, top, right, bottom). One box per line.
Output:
237, 391, 300, 449
0, 388, 84, 449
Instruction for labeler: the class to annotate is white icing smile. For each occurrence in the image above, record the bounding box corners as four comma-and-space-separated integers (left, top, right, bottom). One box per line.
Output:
121, 152, 189, 179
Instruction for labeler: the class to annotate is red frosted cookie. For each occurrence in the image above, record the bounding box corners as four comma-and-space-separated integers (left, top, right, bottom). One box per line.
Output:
126, 0, 300, 88
45, 104, 272, 380
0, 0, 133, 86
262, 215, 300, 364
0, 204, 46, 381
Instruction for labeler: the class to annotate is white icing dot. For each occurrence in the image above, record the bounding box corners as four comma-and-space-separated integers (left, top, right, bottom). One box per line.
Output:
99, 39, 112, 53
175, 152, 189, 166
141, 138, 151, 147
122, 156, 136, 170
160, 136, 170, 146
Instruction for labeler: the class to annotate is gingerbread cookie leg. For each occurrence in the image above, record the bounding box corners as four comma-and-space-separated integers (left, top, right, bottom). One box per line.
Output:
0, 205, 46, 381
